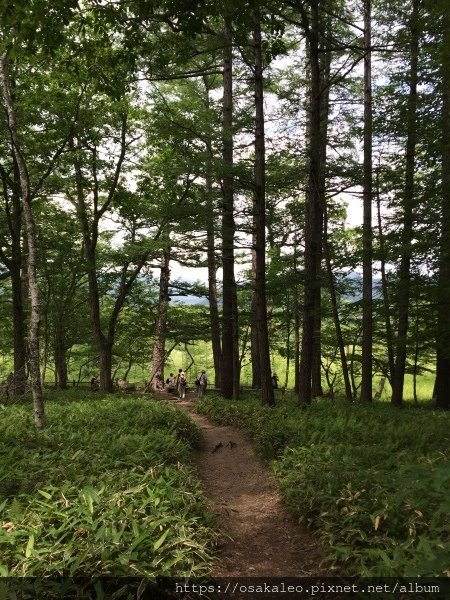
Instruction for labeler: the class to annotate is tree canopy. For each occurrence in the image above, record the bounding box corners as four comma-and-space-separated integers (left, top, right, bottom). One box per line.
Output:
0, 0, 449, 419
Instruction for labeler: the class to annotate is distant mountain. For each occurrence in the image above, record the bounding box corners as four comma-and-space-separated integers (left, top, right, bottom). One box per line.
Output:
170, 294, 209, 306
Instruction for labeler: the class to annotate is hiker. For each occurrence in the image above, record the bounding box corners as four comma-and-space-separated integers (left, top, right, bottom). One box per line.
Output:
177, 370, 187, 399
165, 373, 176, 393
196, 370, 208, 398
175, 369, 183, 391
271, 373, 279, 389
90, 376, 99, 391
117, 378, 127, 391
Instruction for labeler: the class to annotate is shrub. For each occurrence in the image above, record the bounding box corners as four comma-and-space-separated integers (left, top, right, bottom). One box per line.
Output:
196, 395, 450, 576
0, 394, 214, 579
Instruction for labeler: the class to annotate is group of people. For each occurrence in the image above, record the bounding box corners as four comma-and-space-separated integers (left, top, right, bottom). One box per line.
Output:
165, 368, 208, 399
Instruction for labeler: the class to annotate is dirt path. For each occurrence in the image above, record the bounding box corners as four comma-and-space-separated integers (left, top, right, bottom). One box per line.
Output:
166, 394, 327, 577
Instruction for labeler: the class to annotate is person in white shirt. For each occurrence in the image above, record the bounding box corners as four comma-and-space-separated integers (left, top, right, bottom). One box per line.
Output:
196, 370, 208, 398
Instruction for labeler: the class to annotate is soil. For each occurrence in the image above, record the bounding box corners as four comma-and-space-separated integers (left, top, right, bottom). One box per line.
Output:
165, 392, 328, 577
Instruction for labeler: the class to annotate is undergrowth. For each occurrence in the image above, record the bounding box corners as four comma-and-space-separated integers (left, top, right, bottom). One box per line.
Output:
195, 394, 450, 577
0, 391, 214, 579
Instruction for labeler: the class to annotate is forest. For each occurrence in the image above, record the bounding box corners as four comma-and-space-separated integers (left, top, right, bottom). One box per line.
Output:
0, 0, 449, 593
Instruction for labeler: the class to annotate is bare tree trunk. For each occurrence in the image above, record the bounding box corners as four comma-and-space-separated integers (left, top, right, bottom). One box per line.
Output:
151, 249, 170, 390
412, 297, 420, 405
311, 287, 323, 398
0, 161, 28, 394
391, 0, 420, 407
375, 168, 395, 385
311, 35, 331, 399
323, 206, 353, 401
361, 0, 373, 403
293, 236, 300, 393
54, 321, 68, 390
350, 332, 362, 399
71, 141, 112, 389
284, 292, 291, 389
251, 242, 261, 389
298, 0, 322, 405
123, 356, 133, 381
70, 118, 148, 392
207, 217, 222, 389
41, 286, 51, 387
374, 376, 386, 400
0, 54, 44, 427
11, 252, 27, 392
221, 20, 239, 399
435, 0, 450, 410
205, 149, 222, 388
99, 341, 113, 390
232, 292, 240, 398
253, 9, 275, 406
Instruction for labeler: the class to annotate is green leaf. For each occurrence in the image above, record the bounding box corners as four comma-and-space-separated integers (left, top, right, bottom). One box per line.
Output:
82, 492, 94, 514
38, 490, 52, 500
129, 532, 148, 553
153, 529, 170, 551
25, 534, 35, 558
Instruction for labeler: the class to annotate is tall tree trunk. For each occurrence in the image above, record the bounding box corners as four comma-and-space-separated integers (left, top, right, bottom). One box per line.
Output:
324, 206, 353, 402
41, 287, 51, 387
151, 248, 170, 391
54, 320, 68, 390
361, 0, 373, 403
0, 54, 44, 427
311, 34, 331, 399
70, 136, 112, 391
412, 295, 420, 405
435, 0, 450, 409
205, 139, 222, 388
99, 340, 113, 390
221, 20, 239, 399
206, 205, 222, 389
375, 168, 395, 384
11, 254, 27, 391
0, 95, 27, 394
253, 9, 275, 406
4, 160, 28, 393
391, 0, 420, 407
70, 123, 144, 392
311, 288, 323, 397
298, 0, 322, 405
293, 236, 300, 393
251, 241, 261, 388
284, 292, 291, 389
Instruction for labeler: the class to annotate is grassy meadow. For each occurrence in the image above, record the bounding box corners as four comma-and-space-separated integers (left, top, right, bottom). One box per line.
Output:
195, 394, 450, 577
1, 341, 436, 403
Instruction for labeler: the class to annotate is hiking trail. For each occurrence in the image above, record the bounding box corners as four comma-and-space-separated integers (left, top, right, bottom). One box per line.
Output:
156, 390, 328, 577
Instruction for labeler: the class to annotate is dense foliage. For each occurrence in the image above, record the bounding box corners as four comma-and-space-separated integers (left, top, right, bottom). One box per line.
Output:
0, 0, 448, 583
196, 394, 450, 576
1, 0, 448, 408
0, 393, 214, 578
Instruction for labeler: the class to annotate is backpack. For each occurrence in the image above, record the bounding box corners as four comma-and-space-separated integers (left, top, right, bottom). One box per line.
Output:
199, 373, 206, 385
179, 372, 186, 386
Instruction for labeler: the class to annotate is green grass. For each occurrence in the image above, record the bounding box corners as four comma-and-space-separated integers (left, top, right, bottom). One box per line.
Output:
0, 390, 215, 580
377, 372, 435, 403
195, 394, 450, 577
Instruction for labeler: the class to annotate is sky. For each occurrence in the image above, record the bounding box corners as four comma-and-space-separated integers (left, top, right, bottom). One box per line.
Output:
169, 194, 364, 286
